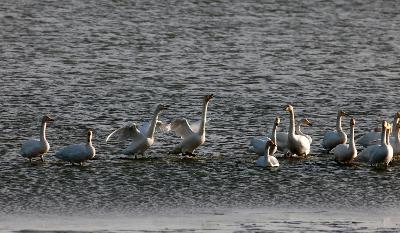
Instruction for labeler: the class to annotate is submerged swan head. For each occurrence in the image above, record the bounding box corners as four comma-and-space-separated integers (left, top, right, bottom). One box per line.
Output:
42, 115, 54, 123
204, 94, 214, 102
283, 104, 293, 112
300, 118, 312, 126
155, 104, 169, 113
274, 116, 281, 126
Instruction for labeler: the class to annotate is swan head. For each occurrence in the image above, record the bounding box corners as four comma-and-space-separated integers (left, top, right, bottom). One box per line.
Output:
155, 104, 169, 112
265, 139, 277, 152
204, 94, 214, 102
42, 115, 54, 123
283, 104, 293, 112
396, 112, 400, 119
300, 118, 312, 126
350, 117, 355, 127
274, 116, 281, 126
338, 110, 347, 117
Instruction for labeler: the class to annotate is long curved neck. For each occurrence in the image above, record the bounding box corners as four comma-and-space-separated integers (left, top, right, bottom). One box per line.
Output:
271, 124, 278, 143
288, 110, 295, 136
87, 133, 92, 145
386, 128, 391, 146
198, 100, 209, 136
336, 114, 343, 132
349, 125, 356, 152
381, 126, 387, 146
146, 110, 160, 138
40, 121, 47, 142
295, 122, 302, 135
264, 145, 271, 158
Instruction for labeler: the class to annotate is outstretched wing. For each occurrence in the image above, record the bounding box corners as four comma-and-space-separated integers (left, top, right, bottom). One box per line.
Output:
139, 120, 171, 136
171, 118, 194, 139
106, 123, 142, 142
185, 118, 211, 133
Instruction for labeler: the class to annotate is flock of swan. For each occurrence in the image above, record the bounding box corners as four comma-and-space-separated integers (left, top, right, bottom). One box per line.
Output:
19, 94, 400, 169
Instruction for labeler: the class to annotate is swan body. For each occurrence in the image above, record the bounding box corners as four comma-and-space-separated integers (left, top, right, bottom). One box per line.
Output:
322, 110, 347, 152
276, 118, 312, 154
55, 129, 96, 165
283, 104, 311, 156
170, 94, 213, 155
106, 104, 169, 157
256, 140, 279, 167
334, 118, 357, 164
250, 116, 280, 156
20, 116, 54, 162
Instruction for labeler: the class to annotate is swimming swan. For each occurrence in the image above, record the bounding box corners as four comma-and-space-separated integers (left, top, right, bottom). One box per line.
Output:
276, 118, 312, 155
20, 115, 54, 162
250, 116, 280, 156
55, 129, 96, 165
170, 94, 213, 156
283, 104, 311, 156
321, 110, 347, 152
106, 104, 169, 158
333, 117, 357, 164
256, 140, 279, 167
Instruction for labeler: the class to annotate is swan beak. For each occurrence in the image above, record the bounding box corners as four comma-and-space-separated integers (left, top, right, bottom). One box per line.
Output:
206, 94, 214, 101
48, 117, 55, 122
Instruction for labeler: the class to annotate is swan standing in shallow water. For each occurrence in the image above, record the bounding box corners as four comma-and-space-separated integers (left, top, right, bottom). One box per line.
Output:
250, 116, 280, 156
276, 118, 312, 155
256, 140, 279, 167
106, 104, 169, 158
170, 94, 213, 156
55, 129, 96, 165
20, 115, 54, 163
321, 110, 347, 152
333, 117, 357, 164
283, 104, 311, 157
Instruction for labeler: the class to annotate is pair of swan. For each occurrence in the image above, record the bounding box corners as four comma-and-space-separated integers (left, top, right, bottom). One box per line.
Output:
356, 120, 393, 167
20, 116, 96, 165
321, 110, 347, 152
106, 94, 214, 157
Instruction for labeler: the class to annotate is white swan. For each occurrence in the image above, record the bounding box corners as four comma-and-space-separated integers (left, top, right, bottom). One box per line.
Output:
356, 121, 393, 167
106, 104, 169, 158
55, 129, 96, 165
321, 110, 347, 152
249, 116, 280, 156
283, 104, 311, 156
333, 117, 357, 164
393, 119, 400, 157
20, 115, 54, 162
276, 118, 312, 155
170, 94, 213, 155
357, 112, 400, 148
256, 140, 279, 167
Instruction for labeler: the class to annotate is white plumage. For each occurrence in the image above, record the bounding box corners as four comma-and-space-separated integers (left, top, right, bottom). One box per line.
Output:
283, 104, 311, 157
106, 104, 169, 158
321, 110, 347, 152
250, 116, 280, 156
55, 129, 96, 165
170, 94, 213, 155
20, 115, 54, 162
256, 140, 279, 167
276, 118, 312, 155
333, 118, 357, 164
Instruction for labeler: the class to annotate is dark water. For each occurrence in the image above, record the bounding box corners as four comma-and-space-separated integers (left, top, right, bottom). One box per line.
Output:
1, 0, 400, 231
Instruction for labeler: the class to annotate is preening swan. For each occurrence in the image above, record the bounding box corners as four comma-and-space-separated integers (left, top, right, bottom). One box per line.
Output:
357, 112, 400, 148
250, 116, 280, 156
55, 129, 96, 165
283, 104, 311, 157
333, 117, 357, 164
256, 140, 279, 167
106, 104, 169, 158
20, 115, 54, 162
276, 118, 312, 155
170, 94, 213, 156
356, 121, 393, 167
321, 110, 347, 152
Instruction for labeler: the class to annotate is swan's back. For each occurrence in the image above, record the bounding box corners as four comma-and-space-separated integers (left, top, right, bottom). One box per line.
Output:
289, 134, 311, 156
357, 131, 381, 148
276, 132, 288, 152
55, 143, 95, 163
322, 130, 346, 151
20, 139, 48, 158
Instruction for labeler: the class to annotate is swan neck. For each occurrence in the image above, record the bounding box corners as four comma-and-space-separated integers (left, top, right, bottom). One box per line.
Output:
381, 126, 387, 146
295, 122, 302, 135
336, 114, 343, 132
40, 121, 47, 142
349, 125, 356, 151
87, 133, 92, 145
288, 110, 295, 136
146, 111, 160, 138
199, 101, 209, 135
271, 124, 277, 143
386, 128, 390, 145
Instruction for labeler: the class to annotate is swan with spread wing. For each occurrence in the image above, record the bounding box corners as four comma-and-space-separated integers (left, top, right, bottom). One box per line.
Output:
170, 94, 213, 156
106, 104, 169, 158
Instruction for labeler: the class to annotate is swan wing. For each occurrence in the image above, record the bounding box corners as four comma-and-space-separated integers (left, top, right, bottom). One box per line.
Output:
139, 121, 171, 135
106, 123, 142, 142
171, 118, 194, 139
189, 118, 210, 133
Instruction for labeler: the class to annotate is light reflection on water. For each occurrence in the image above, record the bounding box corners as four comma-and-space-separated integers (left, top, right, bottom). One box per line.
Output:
1, 0, 400, 231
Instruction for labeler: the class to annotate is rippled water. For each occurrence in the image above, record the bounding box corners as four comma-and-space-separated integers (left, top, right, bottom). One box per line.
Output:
1, 0, 400, 231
